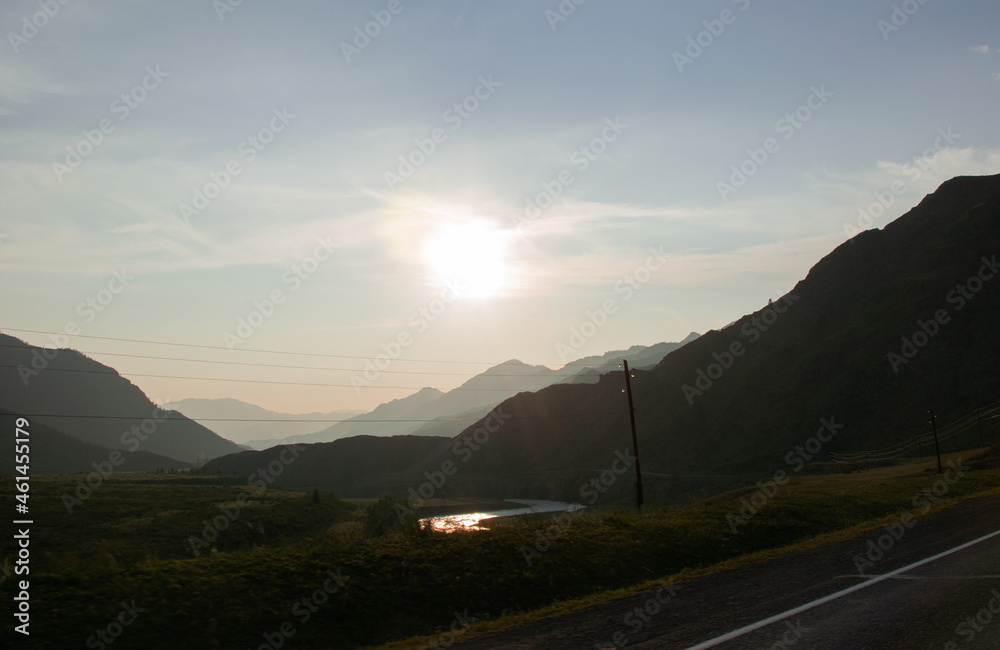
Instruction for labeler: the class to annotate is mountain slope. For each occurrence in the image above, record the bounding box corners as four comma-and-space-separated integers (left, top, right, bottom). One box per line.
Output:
254, 360, 563, 447
1, 410, 191, 474
415, 359, 561, 416
408, 173, 1000, 501
559, 332, 701, 382
248, 387, 446, 447
201, 435, 451, 496
0, 334, 244, 464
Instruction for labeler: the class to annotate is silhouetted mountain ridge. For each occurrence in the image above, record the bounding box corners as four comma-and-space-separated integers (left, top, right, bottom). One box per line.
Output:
0, 335, 243, 464
201, 174, 1000, 503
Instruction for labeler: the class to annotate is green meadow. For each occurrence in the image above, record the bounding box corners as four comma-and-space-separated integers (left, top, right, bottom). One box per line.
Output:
3, 450, 999, 649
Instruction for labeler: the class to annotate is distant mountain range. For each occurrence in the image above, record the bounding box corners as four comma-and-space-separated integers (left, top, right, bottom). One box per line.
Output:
201, 174, 1000, 503
160, 398, 364, 446
223, 339, 701, 449
0, 335, 243, 465
0, 318, 701, 477
560, 332, 701, 382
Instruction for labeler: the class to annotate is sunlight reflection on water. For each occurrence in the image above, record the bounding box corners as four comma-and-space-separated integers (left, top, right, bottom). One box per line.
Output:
420, 499, 586, 533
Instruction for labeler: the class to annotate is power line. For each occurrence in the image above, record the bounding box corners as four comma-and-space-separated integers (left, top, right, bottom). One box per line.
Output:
0, 327, 557, 366
0, 363, 559, 392
16, 411, 626, 423
831, 401, 1000, 465
0, 342, 580, 379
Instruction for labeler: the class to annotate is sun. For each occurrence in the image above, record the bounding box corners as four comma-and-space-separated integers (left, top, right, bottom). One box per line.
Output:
422, 219, 510, 299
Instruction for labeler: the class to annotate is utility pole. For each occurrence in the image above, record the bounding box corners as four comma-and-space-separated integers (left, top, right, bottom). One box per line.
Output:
929, 409, 942, 474
622, 360, 644, 511
977, 408, 985, 448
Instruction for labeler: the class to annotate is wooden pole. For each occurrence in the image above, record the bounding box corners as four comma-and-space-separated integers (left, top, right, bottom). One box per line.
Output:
622, 360, 644, 511
929, 410, 942, 473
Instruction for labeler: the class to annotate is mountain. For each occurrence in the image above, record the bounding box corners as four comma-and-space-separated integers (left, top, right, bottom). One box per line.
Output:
205, 174, 1000, 503
0, 334, 244, 464
201, 435, 451, 497
409, 173, 1000, 502
1, 409, 190, 474
247, 387, 446, 448
245, 349, 696, 450
559, 333, 702, 382
414, 359, 561, 418
251, 360, 563, 448
162, 398, 364, 446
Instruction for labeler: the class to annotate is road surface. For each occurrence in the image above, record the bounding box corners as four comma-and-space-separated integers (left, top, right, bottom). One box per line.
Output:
452, 493, 1000, 649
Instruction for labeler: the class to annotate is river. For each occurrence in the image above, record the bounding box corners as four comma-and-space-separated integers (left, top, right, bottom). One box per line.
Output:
420, 499, 586, 533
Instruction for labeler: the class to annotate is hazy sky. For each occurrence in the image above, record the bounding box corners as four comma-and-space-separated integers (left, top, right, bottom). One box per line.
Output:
2, 0, 998, 413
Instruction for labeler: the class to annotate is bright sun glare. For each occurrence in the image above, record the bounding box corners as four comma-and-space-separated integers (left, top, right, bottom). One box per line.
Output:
422, 219, 510, 299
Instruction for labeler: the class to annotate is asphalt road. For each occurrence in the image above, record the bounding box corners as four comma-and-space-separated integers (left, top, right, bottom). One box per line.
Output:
452, 492, 1000, 649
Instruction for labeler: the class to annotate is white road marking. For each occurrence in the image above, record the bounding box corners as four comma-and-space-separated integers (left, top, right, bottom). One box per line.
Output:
836, 574, 1000, 580
683, 528, 1000, 650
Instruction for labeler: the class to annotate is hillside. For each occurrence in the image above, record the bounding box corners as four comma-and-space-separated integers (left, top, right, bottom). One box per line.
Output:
560, 331, 701, 381
250, 360, 561, 448
1, 410, 191, 474
0, 334, 244, 464
201, 434, 450, 496
154, 175, 1000, 503
203, 174, 1000, 503
417, 173, 1000, 502
242, 345, 700, 449
247, 386, 446, 448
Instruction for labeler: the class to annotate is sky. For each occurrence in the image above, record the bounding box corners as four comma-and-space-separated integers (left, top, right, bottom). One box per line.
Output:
2, 0, 999, 414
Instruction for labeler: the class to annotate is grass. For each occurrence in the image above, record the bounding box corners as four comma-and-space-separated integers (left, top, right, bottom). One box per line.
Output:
2, 450, 997, 648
